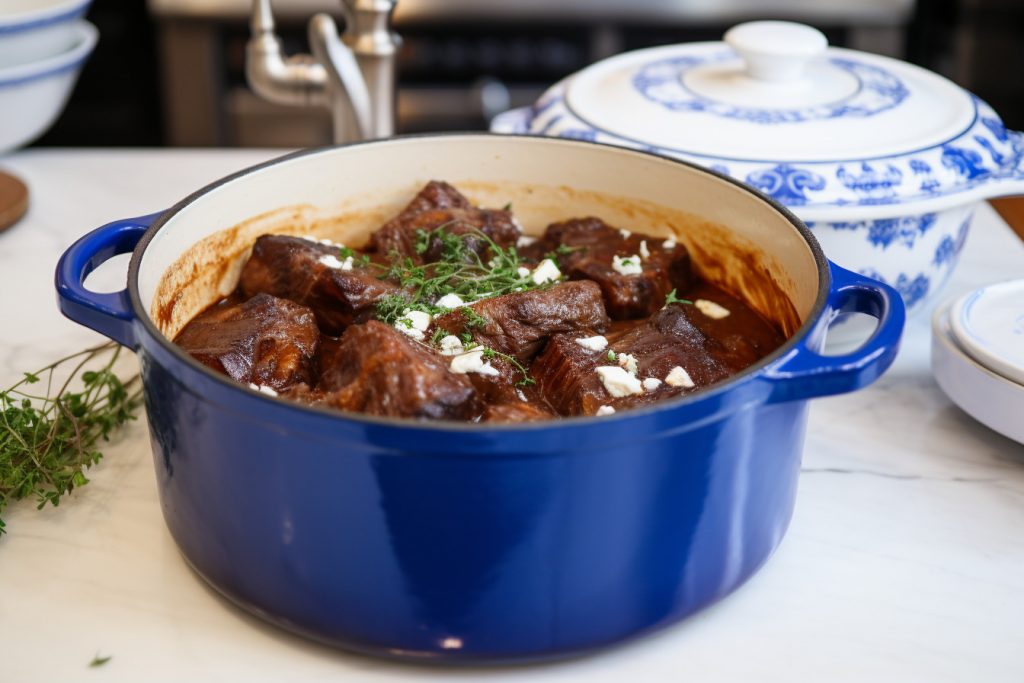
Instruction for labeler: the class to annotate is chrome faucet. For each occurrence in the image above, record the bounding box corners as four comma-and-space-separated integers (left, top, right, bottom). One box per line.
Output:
246, 0, 399, 143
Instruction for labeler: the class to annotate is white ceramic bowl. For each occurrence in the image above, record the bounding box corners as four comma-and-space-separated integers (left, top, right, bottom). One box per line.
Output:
0, 19, 97, 154
0, 0, 91, 68
931, 301, 1024, 446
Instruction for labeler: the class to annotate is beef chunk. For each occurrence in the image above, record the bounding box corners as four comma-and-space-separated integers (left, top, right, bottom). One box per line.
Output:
370, 181, 520, 263
431, 280, 610, 361
175, 293, 319, 392
315, 320, 477, 420
481, 401, 554, 424
238, 235, 399, 335
532, 305, 731, 416
541, 217, 693, 320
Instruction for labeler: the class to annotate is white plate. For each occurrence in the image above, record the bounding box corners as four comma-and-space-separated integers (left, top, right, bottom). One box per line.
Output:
948, 279, 1024, 386
932, 301, 1024, 445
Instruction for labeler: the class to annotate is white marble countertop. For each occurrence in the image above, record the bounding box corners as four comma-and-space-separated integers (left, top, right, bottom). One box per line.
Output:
1, 149, 1022, 682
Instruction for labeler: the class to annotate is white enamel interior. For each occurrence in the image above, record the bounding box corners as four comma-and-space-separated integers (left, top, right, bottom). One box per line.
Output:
137, 136, 820, 339
565, 43, 974, 162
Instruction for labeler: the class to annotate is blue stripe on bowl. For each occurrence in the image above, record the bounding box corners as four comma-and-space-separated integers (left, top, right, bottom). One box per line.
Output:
0, 0, 92, 35
0, 20, 97, 89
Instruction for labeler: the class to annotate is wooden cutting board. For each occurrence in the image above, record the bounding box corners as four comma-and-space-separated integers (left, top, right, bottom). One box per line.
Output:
0, 170, 29, 233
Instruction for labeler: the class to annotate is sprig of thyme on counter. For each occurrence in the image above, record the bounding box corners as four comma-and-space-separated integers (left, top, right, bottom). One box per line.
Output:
0, 342, 142, 535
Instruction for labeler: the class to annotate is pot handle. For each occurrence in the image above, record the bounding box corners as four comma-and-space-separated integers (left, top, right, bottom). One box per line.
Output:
55, 213, 160, 349
763, 262, 905, 403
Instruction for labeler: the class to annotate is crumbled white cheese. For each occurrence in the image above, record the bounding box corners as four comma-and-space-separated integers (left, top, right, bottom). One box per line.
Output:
665, 366, 695, 388
531, 258, 562, 285
642, 377, 663, 392
662, 238, 677, 250
575, 335, 609, 352
596, 366, 644, 397
619, 228, 632, 239
395, 308, 431, 341
516, 388, 528, 402
596, 405, 616, 416
318, 254, 354, 271
639, 240, 650, 259
516, 234, 536, 247
450, 349, 500, 376
617, 352, 638, 375
435, 293, 465, 309
517, 266, 531, 278
612, 254, 643, 276
438, 335, 465, 356
248, 383, 278, 397
695, 299, 731, 319
319, 238, 340, 247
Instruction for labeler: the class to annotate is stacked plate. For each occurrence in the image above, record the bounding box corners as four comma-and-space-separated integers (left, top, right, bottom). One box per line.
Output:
0, 0, 97, 153
932, 279, 1024, 445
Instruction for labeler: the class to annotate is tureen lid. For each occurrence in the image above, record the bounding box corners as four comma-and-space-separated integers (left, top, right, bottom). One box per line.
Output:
496, 21, 1024, 221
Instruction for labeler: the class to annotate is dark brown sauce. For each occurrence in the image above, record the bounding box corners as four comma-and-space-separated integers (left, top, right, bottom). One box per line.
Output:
174, 181, 785, 422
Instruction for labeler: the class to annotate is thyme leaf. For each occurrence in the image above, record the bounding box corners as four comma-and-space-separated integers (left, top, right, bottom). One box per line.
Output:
664, 288, 694, 307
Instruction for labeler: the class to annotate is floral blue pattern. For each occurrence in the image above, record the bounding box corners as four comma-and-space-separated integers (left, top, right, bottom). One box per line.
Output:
631, 53, 909, 124
934, 211, 973, 266
836, 162, 904, 202
861, 269, 931, 309
744, 164, 826, 205
814, 213, 937, 249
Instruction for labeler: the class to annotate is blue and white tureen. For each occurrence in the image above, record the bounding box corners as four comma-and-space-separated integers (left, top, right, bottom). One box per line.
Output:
492, 21, 1024, 316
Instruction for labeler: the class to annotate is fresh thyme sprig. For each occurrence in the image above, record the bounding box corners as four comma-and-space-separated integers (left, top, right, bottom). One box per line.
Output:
375, 226, 551, 324
457, 334, 535, 387
0, 342, 142, 536
664, 288, 694, 307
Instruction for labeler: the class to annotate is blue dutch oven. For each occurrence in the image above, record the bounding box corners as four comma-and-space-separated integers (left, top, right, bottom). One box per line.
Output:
55, 135, 904, 662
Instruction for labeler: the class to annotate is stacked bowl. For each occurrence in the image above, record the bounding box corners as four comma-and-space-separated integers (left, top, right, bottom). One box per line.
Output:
932, 279, 1024, 445
0, 0, 98, 153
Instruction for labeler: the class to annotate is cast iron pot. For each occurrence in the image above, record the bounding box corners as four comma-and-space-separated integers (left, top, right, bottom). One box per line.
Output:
55, 135, 904, 663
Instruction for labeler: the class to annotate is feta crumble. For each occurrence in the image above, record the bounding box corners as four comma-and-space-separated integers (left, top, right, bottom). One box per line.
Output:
665, 366, 695, 388
595, 366, 644, 397
612, 255, 643, 276
438, 335, 465, 356
695, 299, 731, 319
596, 405, 616, 416
639, 240, 650, 259
517, 266, 531, 278
516, 388, 528, 402
516, 235, 537, 247
318, 254, 354, 271
450, 349, 500, 376
575, 335, 609, 352
394, 308, 431, 341
619, 228, 632, 239
662, 238, 677, 250
435, 293, 465, 309
248, 383, 278, 397
531, 258, 562, 285
642, 377, 662, 392
617, 352, 638, 375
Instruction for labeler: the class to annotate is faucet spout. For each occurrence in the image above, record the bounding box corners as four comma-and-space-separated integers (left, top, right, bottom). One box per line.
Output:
246, 0, 328, 108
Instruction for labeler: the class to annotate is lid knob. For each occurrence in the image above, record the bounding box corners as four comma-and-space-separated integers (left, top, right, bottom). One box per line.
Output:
724, 21, 827, 83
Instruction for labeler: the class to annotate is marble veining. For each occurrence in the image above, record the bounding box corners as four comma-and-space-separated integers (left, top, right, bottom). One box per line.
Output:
0, 150, 1022, 682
